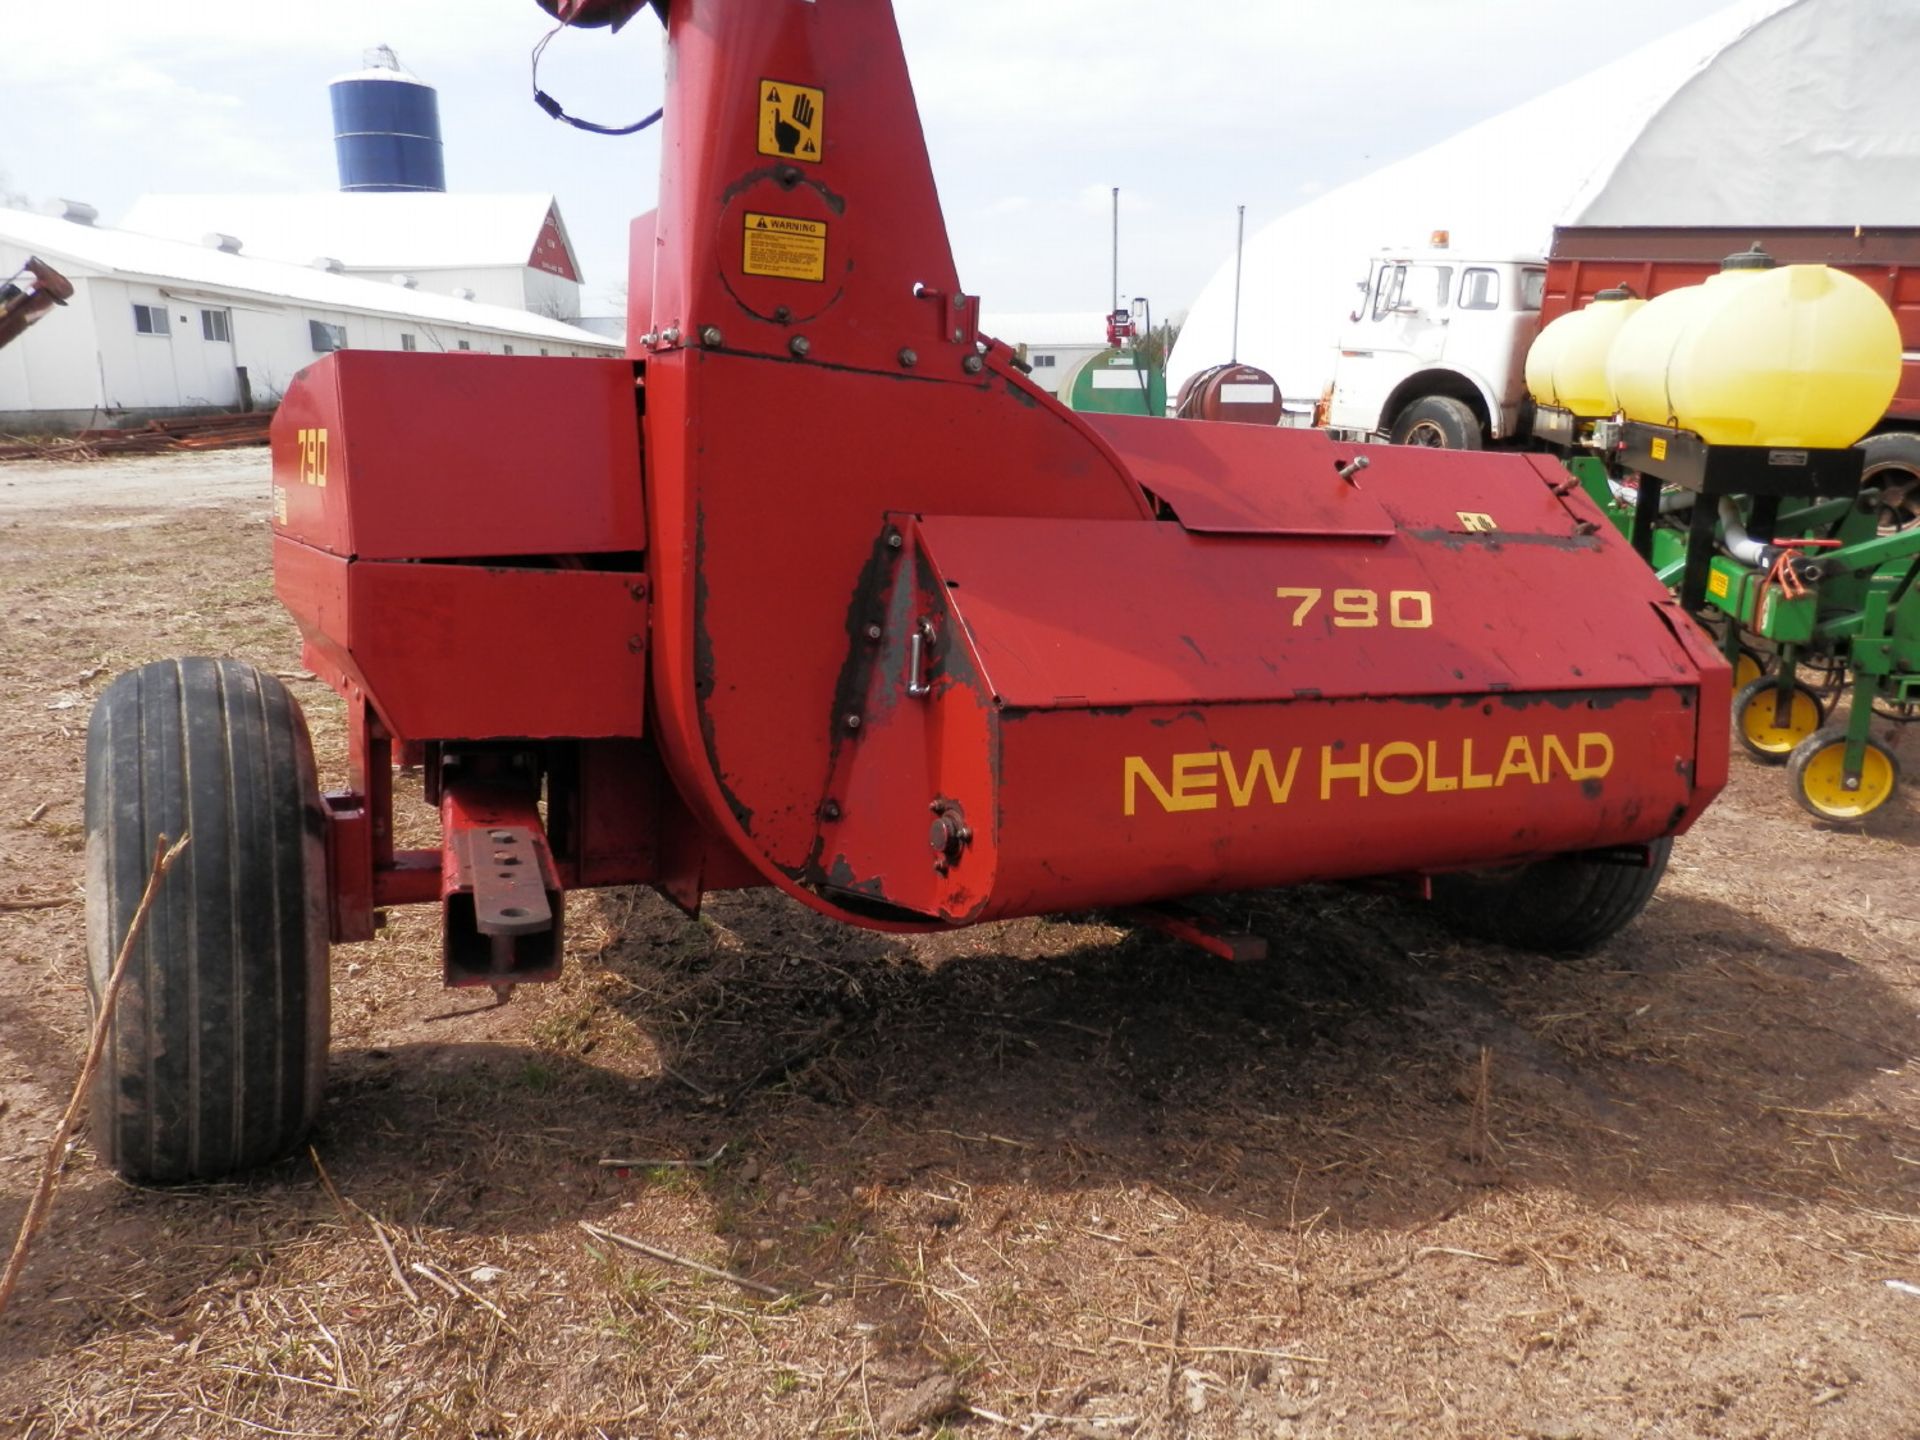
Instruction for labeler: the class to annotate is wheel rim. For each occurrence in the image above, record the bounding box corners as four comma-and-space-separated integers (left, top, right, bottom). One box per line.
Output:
1739, 687, 1820, 754
1733, 653, 1764, 691
1797, 740, 1896, 819
1873, 476, 1919, 537
1404, 421, 1447, 447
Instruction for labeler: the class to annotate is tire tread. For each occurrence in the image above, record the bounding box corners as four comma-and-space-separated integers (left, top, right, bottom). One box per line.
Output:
1431, 839, 1672, 956
85, 658, 328, 1182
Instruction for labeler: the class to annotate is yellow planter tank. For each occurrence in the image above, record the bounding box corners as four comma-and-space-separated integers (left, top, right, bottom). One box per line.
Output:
1605, 274, 1727, 430
1524, 286, 1645, 418
1606, 246, 1903, 448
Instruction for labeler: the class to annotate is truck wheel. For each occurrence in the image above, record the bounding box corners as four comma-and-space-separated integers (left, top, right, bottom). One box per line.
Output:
1389, 396, 1482, 450
85, 658, 330, 1182
1430, 839, 1671, 956
1858, 431, 1920, 534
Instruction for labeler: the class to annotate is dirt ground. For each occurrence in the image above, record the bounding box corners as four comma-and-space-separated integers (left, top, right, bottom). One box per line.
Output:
1, 450, 1917, 1440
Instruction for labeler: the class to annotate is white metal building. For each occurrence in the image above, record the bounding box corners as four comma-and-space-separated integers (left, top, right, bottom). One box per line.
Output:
0, 203, 620, 432
1169, 0, 1920, 412
978, 311, 1108, 395
120, 192, 587, 319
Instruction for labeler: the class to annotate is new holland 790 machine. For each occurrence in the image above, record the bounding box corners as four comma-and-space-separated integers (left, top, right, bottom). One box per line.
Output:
83, 0, 1728, 1181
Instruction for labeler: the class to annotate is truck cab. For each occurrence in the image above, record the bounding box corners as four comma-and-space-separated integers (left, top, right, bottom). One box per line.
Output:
1323, 246, 1545, 448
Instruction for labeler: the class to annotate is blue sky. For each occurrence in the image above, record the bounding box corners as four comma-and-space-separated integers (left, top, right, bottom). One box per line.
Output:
7, 1, 1735, 321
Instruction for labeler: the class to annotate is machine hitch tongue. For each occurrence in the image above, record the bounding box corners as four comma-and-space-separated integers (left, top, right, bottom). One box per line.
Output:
440, 780, 564, 987
465, 827, 554, 936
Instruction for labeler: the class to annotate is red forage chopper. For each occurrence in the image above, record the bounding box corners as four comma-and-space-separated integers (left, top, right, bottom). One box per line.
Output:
82, 0, 1727, 1182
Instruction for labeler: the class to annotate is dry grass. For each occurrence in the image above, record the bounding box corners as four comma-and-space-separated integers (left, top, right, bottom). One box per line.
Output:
1, 456, 1918, 1438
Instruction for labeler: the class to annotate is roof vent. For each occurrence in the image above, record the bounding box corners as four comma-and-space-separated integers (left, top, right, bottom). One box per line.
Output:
390, 273, 418, 288
452, 287, 476, 301
202, 232, 243, 254
44, 198, 97, 226
311, 256, 345, 272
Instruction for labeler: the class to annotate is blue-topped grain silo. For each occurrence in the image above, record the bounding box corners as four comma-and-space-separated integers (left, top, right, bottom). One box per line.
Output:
330, 46, 446, 193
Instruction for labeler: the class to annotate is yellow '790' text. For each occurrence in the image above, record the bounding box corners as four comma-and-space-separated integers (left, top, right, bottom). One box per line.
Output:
296, 427, 328, 488
1275, 587, 1432, 628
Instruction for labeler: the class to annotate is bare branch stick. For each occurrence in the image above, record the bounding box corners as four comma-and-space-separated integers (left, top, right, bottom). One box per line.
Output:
0, 832, 190, 1319
578, 1221, 785, 1298
309, 1146, 419, 1304
409, 1260, 513, 1329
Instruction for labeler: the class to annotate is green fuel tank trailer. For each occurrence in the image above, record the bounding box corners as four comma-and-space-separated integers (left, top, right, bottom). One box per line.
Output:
1060, 347, 1167, 417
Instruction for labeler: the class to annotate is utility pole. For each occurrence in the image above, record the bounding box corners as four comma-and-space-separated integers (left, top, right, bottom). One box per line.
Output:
1230, 204, 1246, 365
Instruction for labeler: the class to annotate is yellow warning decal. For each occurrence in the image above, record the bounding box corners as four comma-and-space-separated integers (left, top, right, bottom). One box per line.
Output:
1456, 511, 1497, 533
1650, 437, 1669, 461
743, 212, 827, 282
1707, 568, 1730, 598
758, 79, 824, 162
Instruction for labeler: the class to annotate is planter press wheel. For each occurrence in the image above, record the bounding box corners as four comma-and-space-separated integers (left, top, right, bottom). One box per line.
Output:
1430, 838, 1672, 957
1733, 675, 1826, 765
84, 658, 330, 1182
1733, 646, 1768, 692
1787, 725, 1900, 823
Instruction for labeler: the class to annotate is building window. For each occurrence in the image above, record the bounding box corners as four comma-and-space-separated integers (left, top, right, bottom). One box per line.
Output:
309, 320, 347, 352
200, 309, 231, 342
132, 303, 169, 336
540, 348, 550, 356
503, 345, 514, 356
1031, 353, 1056, 368
457, 340, 472, 351
400, 333, 417, 352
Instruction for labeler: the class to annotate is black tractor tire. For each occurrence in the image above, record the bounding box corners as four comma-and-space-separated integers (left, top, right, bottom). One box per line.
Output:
1429, 838, 1672, 957
1389, 395, 1483, 450
1857, 431, 1920, 533
85, 658, 330, 1182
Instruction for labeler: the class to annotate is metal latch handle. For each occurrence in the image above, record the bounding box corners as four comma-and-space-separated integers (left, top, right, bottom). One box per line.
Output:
907, 618, 936, 698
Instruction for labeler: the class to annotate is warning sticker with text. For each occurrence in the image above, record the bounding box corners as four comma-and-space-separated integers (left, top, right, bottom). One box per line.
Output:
743, 212, 827, 282
758, 80, 824, 162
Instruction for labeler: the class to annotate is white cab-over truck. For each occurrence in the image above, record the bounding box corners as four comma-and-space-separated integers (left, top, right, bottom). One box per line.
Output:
1319, 242, 1546, 448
